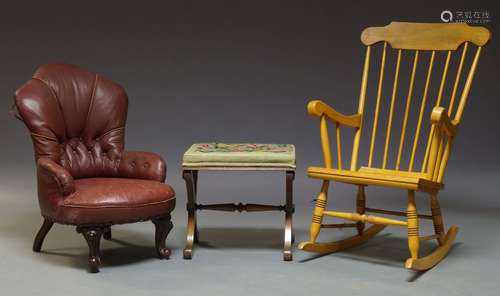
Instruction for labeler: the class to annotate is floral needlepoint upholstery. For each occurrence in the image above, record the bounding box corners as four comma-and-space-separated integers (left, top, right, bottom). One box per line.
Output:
182, 143, 296, 168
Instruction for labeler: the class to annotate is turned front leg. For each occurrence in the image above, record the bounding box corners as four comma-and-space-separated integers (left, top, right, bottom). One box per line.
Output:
430, 192, 445, 245
309, 181, 329, 242
407, 190, 419, 260
356, 185, 366, 235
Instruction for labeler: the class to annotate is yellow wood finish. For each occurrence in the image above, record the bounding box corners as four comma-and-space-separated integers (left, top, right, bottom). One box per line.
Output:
409, 51, 435, 171
405, 226, 458, 270
298, 224, 386, 254
308, 166, 442, 192
430, 192, 445, 245
321, 223, 358, 229
407, 191, 419, 259
431, 107, 458, 136
365, 207, 433, 220
361, 22, 490, 50
368, 42, 387, 167
308, 100, 361, 127
335, 124, 343, 170
301, 22, 489, 270
308, 181, 329, 242
324, 210, 407, 226
351, 45, 371, 171
382, 49, 401, 169
320, 115, 333, 168
422, 50, 452, 173
449, 43, 469, 115
455, 47, 482, 122
356, 185, 366, 235
396, 50, 419, 170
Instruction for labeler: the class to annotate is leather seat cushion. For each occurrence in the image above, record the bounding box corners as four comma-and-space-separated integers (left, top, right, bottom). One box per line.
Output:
54, 178, 175, 225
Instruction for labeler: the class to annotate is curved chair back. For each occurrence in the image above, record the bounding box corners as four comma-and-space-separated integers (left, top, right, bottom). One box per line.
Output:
15, 64, 129, 178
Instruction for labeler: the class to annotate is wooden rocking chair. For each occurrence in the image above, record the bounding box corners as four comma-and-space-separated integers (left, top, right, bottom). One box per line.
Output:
298, 22, 491, 270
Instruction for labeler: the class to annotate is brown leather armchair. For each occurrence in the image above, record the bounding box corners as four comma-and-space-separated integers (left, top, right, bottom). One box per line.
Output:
14, 64, 176, 273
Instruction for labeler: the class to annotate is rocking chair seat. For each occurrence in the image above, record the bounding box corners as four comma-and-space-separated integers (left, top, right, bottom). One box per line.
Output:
53, 178, 176, 225
308, 166, 443, 192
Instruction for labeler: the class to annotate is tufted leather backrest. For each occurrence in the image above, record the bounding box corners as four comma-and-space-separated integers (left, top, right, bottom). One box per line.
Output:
15, 64, 128, 178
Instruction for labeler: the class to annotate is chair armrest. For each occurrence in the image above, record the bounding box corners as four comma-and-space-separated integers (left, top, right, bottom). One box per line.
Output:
307, 100, 362, 128
431, 107, 458, 136
118, 151, 166, 182
37, 158, 75, 196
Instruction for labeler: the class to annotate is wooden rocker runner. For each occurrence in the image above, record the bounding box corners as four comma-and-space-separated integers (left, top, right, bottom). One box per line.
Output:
299, 22, 491, 270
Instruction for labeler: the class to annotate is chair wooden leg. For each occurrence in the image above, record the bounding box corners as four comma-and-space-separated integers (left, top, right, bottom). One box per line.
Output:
33, 218, 53, 252
405, 191, 458, 270
77, 226, 103, 273
103, 227, 112, 240
193, 170, 200, 244
406, 190, 420, 261
299, 181, 388, 253
283, 171, 295, 261
356, 185, 366, 235
183, 170, 198, 259
430, 192, 445, 245
308, 181, 330, 243
152, 214, 173, 259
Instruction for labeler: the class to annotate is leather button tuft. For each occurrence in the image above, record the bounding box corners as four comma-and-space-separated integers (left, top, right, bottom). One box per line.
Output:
143, 163, 149, 169
130, 161, 136, 168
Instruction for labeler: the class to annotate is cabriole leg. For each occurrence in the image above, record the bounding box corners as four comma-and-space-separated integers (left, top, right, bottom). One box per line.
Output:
33, 218, 53, 252
152, 214, 173, 259
77, 226, 103, 273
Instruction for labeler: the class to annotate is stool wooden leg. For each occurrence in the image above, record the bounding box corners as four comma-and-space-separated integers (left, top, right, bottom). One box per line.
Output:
193, 170, 200, 244
356, 185, 366, 236
183, 170, 197, 259
283, 171, 295, 261
407, 190, 420, 260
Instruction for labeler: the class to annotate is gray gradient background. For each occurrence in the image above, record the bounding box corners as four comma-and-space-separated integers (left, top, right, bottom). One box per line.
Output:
0, 0, 499, 295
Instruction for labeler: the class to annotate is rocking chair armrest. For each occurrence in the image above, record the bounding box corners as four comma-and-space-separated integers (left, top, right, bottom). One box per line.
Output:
307, 100, 362, 128
431, 107, 458, 136
37, 158, 75, 196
